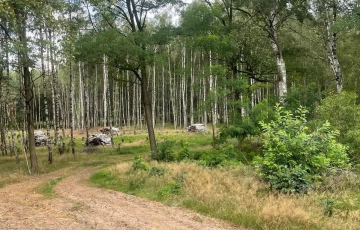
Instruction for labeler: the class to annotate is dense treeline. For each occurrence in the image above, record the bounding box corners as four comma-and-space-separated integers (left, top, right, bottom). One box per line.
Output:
1, 0, 360, 172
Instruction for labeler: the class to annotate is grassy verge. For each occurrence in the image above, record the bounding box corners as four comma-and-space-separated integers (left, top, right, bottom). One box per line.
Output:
90, 160, 360, 230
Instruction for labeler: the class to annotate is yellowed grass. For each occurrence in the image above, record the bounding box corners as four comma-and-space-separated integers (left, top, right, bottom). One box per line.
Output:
109, 161, 360, 230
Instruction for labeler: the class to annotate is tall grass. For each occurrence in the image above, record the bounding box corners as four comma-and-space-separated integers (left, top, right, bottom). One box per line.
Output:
91, 161, 360, 230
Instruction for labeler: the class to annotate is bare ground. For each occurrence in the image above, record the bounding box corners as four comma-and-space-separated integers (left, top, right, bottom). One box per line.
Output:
0, 167, 244, 230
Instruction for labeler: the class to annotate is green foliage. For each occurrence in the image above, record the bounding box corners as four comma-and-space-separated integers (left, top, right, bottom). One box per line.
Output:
157, 181, 183, 198
313, 91, 360, 161
132, 155, 149, 171
39, 177, 63, 199
267, 165, 310, 194
90, 170, 122, 191
157, 172, 187, 198
151, 140, 177, 162
284, 82, 321, 117
217, 99, 274, 148
149, 166, 166, 177
256, 105, 350, 193
323, 197, 336, 217
177, 140, 191, 161
197, 145, 241, 167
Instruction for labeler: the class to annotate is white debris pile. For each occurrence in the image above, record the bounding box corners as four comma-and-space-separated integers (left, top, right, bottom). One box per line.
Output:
34, 131, 51, 146
86, 134, 112, 146
100, 127, 119, 136
186, 124, 207, 133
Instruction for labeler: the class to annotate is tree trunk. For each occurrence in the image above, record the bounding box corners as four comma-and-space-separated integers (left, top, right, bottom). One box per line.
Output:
49, 29, 61, 147
70, 61, 75, 155
269, 10, 287, 103
182, 45, 187, 129
139, 67, 157, 153
15, 8, 38, 172
40, 26, 53, 162
325, 4, 342, 93
78, 62, 84, 129
103, 56, 108, 127
190, 50, 195, 125
162, 66, 165, 129
168, 45, 177, 129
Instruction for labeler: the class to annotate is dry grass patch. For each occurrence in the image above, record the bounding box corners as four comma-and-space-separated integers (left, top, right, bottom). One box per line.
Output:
98, 161, 360, 230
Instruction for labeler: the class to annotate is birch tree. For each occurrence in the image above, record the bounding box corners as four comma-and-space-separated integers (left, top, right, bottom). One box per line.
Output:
310, 0, 356, 93
236, 0, 309, 102
10, 0, 42, 172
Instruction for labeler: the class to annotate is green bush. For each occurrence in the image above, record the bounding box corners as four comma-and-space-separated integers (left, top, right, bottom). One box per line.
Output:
151, 140, 176, 162
313, 91, 360, 162
132, 155, 149, 171
255, 105, 350, 193
149, 166, 166, 177
197, 145, 241, 167
177, 141, 191, 161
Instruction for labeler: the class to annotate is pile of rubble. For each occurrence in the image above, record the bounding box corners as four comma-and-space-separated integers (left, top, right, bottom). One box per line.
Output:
100, 127, 119, 136
186, 124, 207, 133
86, 134, 112, 146
34, 131, 51, 146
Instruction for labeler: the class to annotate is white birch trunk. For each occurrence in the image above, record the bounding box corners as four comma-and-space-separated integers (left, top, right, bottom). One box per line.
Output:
162, 66, 165, 129
94, 65, 98, 127
152, 60, 156, 128
325, 3, 342, 93
49, 30, 60, 147
127, 70, 131, 130
202, 53, 207, 126
190, 50, 195, 125
78, 62, 84, 129
269, 9, 287, 103
182, 45, 187, 129
103, 55, 108, 127
168, 45, 177, 130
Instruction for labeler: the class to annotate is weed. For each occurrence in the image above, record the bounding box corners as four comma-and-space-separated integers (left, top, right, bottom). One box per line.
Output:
131, 155, 149, 171
149, 166, 166, 177
39, 177, 63, 199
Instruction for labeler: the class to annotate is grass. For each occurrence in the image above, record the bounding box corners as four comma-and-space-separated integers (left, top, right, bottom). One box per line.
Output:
39, 177, 63, 199
90, 159, 360, 230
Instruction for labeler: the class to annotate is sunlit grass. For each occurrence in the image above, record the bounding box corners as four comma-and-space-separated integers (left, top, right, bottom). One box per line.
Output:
91, 160, 360, 230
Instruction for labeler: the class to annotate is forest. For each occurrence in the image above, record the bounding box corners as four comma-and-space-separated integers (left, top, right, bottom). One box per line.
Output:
1, 0, 360, 227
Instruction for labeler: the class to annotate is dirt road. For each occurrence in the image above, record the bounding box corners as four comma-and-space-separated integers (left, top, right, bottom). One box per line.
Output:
0, 168, 242, 230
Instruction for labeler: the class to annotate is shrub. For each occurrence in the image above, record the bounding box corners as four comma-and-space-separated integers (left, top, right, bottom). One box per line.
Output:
255, 105, 350, 193
151, 140, 176, 162
313, 91, 360, 162
197, 145, 241, 167
149, 166, 166, 177
132, 155, 149, 171
177, 141, 191, 161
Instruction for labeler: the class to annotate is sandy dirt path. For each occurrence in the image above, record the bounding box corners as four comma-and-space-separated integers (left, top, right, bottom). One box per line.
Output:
0, 168, 244, 230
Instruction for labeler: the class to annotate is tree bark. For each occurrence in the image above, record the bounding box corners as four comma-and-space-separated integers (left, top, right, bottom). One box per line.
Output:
103, 56, 108, 127
139, 67, 157, 153
324, 3, 342, 93
269, 10, 287, 103
15, 7, 38, 172
40, 25, 53, 162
